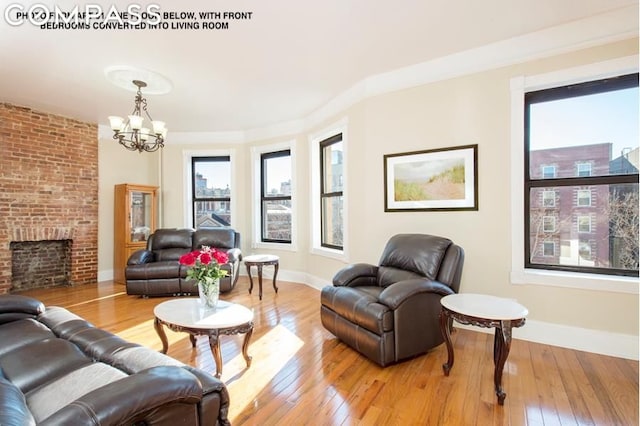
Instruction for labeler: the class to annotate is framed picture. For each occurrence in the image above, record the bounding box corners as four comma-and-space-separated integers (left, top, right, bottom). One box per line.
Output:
384, 144, 478, 212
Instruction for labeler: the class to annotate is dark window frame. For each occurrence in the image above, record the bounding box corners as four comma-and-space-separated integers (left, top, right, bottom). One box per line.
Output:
191, 156, 231, 229
524, 72, 639, 277
260, 149, 292, 243
320, 134, 343, 250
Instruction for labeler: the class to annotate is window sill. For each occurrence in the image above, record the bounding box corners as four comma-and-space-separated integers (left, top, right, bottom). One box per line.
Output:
511, 268, 638, 294
311, 246, 346, 262
251, 241, 297, 252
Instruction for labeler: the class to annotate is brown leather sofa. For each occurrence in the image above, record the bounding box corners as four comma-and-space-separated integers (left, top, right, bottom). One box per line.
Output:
126, 228, 242, 297
0, 294, 230, 425
320, 234, 464, 367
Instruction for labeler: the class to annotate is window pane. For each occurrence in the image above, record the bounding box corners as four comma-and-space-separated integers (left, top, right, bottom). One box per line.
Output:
264, 155, 291, 197
194, 201, 231, 228
322, 195, 343, 247
262, 199, 291, 241
323, 141, 343, 193
529, 87, 639, 179
194, 161, 231, 198
529, 184, 638, 271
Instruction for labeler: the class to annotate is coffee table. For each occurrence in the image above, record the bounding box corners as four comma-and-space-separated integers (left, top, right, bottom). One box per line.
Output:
439, 293, 528, 405
153, 298, 254, 378
244, 254, 279, 300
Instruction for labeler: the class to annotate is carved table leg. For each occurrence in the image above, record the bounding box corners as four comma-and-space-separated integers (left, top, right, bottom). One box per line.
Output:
493, 320, 512, 405
257, 264, 264, 300
189, 334, 197, 348
154, 317, 169, 354
242, 326, 254, 368
208, 332, 223, 378
246, 264, 254, 295
440, 309, 454, 375
272, 262, 279, 294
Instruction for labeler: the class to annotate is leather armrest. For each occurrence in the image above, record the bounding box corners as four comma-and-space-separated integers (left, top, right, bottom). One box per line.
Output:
127, 250, 155, 265
0, 295, 45, 316
0, 376, 36, 426
333, 263, 378, 287
378, 278, 453, 309
40, 366, 202, 426
226, 248, 242, 263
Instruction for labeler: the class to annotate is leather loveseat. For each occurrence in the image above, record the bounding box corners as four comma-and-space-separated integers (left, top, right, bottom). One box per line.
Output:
126, 228, 242, 297
321, 234, 464, 367
0, 294, 230, 425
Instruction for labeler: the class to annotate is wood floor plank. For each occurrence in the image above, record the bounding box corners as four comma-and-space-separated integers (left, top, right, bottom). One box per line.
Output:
16, 280, 639, 426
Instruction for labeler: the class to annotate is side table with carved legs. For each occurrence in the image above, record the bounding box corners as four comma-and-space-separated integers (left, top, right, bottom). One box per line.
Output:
439, 293, 528, 405
244, 254, 279, 300
153, 298, 254, 378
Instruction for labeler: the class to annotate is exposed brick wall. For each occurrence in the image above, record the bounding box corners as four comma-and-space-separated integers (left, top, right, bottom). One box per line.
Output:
0, 103, 98, 294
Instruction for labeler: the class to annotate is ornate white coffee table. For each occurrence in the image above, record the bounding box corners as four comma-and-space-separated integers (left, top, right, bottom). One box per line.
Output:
153, 298, 254, 378
439, 293, 528, 405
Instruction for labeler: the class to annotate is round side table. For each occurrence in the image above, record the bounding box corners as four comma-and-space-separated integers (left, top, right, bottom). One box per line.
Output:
244, 254, 279, 300
439, 293, 528, 405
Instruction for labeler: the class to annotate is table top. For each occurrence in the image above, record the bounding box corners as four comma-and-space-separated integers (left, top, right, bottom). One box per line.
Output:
154, 298, 253, 329
244, 254, 279, 263
441, 293, 528, 320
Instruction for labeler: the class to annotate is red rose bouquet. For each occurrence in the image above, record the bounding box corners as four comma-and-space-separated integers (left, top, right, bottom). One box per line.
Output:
179, 246, 229, 289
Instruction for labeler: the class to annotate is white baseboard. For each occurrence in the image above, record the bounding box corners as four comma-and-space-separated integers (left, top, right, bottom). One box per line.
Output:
455, 319, 638, 361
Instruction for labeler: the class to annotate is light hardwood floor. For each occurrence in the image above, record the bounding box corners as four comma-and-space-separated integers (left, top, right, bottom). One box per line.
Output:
19, 279, 639, 425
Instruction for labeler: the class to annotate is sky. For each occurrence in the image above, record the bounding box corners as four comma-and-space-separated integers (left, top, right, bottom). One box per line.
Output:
529, 87, 638, 157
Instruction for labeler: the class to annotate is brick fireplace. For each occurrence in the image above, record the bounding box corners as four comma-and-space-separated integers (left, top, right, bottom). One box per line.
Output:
0, 103, 98, 294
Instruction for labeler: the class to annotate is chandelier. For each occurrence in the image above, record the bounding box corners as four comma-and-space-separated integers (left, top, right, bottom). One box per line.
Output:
108, 80, 167, 153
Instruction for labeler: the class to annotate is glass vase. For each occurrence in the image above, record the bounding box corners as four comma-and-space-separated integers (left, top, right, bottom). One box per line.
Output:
198, 279, 220, 308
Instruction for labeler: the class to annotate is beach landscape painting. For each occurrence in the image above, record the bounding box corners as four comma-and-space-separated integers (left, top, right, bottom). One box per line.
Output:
384, 144, 478, 211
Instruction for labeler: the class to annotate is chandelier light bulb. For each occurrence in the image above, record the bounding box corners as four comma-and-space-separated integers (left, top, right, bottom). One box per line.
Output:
108, 116, 124, 131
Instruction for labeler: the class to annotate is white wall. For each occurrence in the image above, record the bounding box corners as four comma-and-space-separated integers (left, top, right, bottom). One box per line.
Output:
97, 34, 639, 359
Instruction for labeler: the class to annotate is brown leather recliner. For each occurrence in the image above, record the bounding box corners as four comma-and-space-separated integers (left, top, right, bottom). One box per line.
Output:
320, 234, 464, 367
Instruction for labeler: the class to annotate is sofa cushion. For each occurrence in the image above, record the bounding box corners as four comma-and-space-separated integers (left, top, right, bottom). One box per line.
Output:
0, 338, 92, 393
126, 261, 181, 279
379, 234, 452, 280
151, 229, 193, 250
193, 229, 236, 250
26, 363, 128, 423
0, 319, 55, 357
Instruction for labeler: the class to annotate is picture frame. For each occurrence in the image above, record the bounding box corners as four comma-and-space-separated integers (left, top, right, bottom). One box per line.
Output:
384, 144, 478, 212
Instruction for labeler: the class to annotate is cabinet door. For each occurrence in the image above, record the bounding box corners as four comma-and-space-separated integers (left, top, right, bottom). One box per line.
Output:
129, 190, 154, 243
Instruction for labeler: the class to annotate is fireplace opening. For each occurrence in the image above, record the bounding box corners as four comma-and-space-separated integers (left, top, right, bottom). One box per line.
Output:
10, 240, 72, 292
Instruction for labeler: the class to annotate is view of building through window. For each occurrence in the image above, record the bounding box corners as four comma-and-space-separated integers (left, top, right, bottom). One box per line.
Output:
526, 75, 639, 276
192, 157, 231, 228
321, 135, 344, 249
261, 150, 292, 242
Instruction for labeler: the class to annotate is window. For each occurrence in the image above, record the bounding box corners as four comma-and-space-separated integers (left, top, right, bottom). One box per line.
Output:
542, 165, 556, 178
543, 241, 555, 256
577, 216, 591, 233
577, 163, 592, 177
542, 190, 556, 207
576, 189, 592, 207
260, 150, 292, 243
192, 156, 231, 228
542, 216, 556, 232
525, 72, 638, 277
579, 241, 592, 260
320, 134, 344, 250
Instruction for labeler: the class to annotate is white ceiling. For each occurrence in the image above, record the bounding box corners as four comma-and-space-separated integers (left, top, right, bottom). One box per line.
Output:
0, 0, 637, 134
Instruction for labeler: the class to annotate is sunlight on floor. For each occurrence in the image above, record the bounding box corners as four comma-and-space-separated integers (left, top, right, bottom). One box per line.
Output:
225, 324, 304, 421
115, 319, 187, 349
65, 292, 127, 308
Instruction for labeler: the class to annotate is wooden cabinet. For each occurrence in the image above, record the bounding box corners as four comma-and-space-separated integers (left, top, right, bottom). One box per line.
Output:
114, 183, 158, 284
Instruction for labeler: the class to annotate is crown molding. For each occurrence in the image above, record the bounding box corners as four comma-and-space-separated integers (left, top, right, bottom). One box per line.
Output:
101, 5, 639, 145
